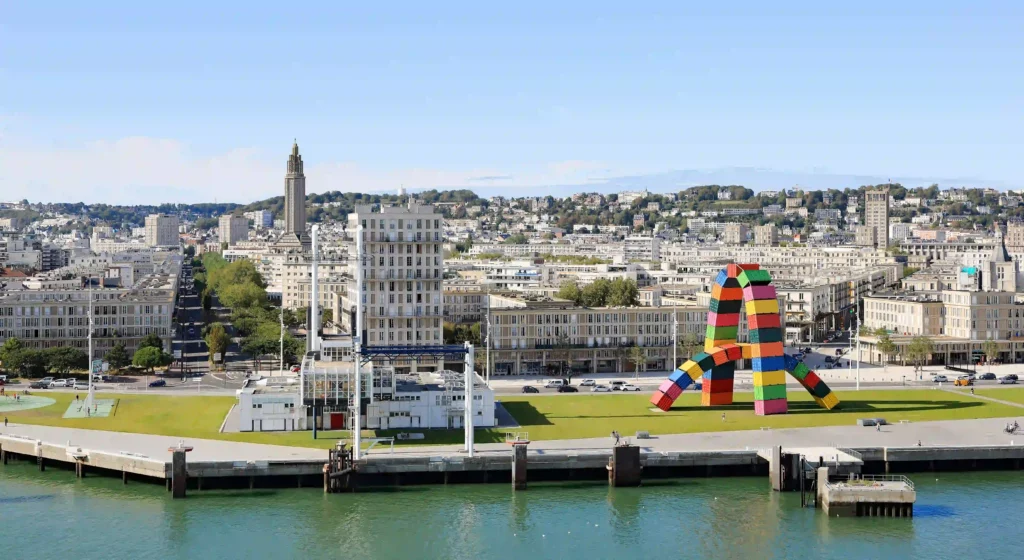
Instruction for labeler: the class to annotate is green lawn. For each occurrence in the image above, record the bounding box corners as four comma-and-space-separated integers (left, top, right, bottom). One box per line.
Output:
977, 388, 1024, 406
2, 389, 1019, 450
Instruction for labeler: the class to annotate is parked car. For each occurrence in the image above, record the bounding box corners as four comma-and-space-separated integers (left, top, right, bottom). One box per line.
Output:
978, 372, 997, 381
933, 375, 949, 383
49, 379, 70, 388
29, 381, 49, 389
609, 381, 627, 391
149, 379, 167, 388
521, 385, 539, 393
591, 384, 612, 392
73, 380, 90, 390
1000, 376, 1018, 385
290, 365, 300, 373
557, 385, 578, 393
619, 384, 642, 392
39, 377, 55, 386
579, 379, 596, 387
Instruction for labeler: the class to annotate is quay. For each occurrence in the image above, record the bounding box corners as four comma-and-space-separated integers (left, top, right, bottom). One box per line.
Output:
3, 416, 1024, 494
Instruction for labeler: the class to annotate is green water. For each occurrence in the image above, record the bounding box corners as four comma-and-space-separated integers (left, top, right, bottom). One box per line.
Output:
1, 464, 1021, 560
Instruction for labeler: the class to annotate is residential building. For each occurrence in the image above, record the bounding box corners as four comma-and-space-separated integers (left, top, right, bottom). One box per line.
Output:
244, 210, 275, 229
753, 224, 779, 247
722, 223, 748, 245
144, 214, 179, 248
343, 203, 445, 372
864, 188, 890, 248
218, 215, 249, 246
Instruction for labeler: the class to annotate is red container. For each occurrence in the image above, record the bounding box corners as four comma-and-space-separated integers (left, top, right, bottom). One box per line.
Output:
702, 378, 734, 393
707, 311, 740, 327
748, 313, 781, 330
702, 392, 734, 406
721, 344, 743, 361
659, 379, 683, 399
742, 284, 777, 302
651, 391, 674, 411
802, 371, 821, 390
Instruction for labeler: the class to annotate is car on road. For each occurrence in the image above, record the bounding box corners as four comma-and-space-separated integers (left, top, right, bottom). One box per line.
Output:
49, 379, 71, 388
1000, 376, 1018, 385
579, 379, 596, 387
557, 385, 578, 393
933, 375, 949, 383
1005, 374, 1019, 381
521, 385, 539, 393
619, 384, 641, 392
149, 379, 167, 388
188, 327, 195, 335
39, 377, 54, 386
29, 381, 49, 389
73, 380, 90, 390
290, 365, 300, 373
954, 376, 973, 386
978, 372, 997, 381
591, 384, 611, 392
544, 379, 566, 388
609, 381, 627, 391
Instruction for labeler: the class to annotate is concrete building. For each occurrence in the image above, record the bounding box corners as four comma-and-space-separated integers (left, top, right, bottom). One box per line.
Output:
855, 225, 878, 248
144, 214, 179, 248
244, 210, 275, 229
864, 188, 890, 248
218, 215, 249, 246
753, 224, 779, 247
443, 280, 485, 324
343, 203, 445, 372
722, 223, 748, 245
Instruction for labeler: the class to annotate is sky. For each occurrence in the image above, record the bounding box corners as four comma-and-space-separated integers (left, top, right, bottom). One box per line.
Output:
1, 2, 1023, 204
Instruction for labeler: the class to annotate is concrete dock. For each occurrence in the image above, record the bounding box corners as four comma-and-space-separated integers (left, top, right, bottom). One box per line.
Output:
3, 416, 1024, 491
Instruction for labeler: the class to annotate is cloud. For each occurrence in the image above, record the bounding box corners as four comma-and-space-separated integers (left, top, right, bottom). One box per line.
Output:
467, 175, 515, 182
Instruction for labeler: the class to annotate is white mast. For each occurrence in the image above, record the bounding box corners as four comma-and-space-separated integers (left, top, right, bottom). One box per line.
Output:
353, 224, 364, 460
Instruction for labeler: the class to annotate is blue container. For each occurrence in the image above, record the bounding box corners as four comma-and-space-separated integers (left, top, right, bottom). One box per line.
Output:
752, 356, 786, 372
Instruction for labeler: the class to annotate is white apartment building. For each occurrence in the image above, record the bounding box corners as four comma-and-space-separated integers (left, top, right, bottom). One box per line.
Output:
218, 215, 249, 246
344, 203, 445, 371
244, 210, 275, 229
144, 214, 179, 248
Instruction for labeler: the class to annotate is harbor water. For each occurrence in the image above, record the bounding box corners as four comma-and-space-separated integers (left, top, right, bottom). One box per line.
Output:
1, 463, 1021, 560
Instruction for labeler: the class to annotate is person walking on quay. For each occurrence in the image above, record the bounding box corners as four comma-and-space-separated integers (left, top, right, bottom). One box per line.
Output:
970, 387, 975, 396
721, 412, 726, 423
612, 431, 620, 446
4, 417, 7, 427
875, 423, 881, 432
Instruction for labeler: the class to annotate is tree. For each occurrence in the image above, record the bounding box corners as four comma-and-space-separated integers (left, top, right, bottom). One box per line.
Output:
242, 335, 278, 373
983, 338, 999, 365
503, 233, 528, 244
556, 281, 583, 305
606, 278, 639, 307
104, 343, 131, 370
205, 322, 230, 364
321, 308, 333, 325
44, 346, 88, 374
138, 333, 164, 351
629, 345, 646, 379
218, 282, 267, 310
678, 331, 704, 361
4, 348, 47, 378
132, 346, 164, 372
875, 328, 896, 371
905, 335, 934, 377
0, 337, 24, 366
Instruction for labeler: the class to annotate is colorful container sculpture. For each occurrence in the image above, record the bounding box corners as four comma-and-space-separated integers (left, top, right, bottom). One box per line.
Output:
650, 264, 840, 415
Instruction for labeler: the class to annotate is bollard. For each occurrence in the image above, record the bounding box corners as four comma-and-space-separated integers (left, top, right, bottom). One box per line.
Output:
608, 445, 641, 487
167, 443, 193, 499
512, 443, 528, 491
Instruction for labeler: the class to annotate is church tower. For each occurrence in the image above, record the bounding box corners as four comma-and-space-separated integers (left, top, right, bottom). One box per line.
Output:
277, 140, 310, 250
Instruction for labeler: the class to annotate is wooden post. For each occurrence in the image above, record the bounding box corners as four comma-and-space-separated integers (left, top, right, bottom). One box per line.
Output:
608, 445, 641, 487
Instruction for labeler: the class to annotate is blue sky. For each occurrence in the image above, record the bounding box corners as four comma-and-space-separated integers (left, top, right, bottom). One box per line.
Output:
2, 2, 1023, 204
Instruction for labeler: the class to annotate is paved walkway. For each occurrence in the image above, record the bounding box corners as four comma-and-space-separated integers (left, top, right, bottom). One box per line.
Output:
940, 387, 1024, 409
363, 416, 1024, 458
0, 424, 327, 462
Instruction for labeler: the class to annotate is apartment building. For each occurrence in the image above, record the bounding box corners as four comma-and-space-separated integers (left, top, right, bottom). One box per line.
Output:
443, 280, 485, 324
864, 188, 890, 248
0, 272, 177, 356
753, 224, 778, 246
218, 215, 249, 246
244, 210, 275, 229
280, 254, 347, 311
144, 214, 179, 248
722, 223, 748, 245
344, 203, 445, 371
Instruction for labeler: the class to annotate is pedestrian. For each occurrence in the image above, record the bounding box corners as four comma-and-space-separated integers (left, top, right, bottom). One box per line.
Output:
76, 394, 79, 402
875, 423, 881, 432
86, 408, 90, 417
612, 430, 620, 446
4, 417, 7, 427
970, 387, 975, 395
721, 412, 726, 423
917, 440, 922, 447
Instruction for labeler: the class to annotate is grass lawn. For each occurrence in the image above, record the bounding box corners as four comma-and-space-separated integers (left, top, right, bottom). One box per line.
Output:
977, 387, 1024, 406
2, 388, 1020, 450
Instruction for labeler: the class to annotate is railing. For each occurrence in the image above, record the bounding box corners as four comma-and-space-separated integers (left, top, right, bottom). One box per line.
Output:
825, 473, 915, 491
835, 447, 864, 461
505, 432, 530, 443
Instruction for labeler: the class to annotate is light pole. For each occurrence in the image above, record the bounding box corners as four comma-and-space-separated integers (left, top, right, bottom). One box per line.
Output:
279, 306, 285, 376
86, 278, 94, 410
485, 287, 491, 387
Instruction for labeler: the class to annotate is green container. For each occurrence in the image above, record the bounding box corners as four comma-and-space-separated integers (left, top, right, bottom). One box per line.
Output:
791, 362, 810, 380
705, 325, 738, 341
754, 384, 788, 401
749, 328, 783, 344
738, 269, 772, 287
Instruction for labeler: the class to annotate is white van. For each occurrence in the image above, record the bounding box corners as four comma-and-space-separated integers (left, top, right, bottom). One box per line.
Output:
544, 379, 565, 388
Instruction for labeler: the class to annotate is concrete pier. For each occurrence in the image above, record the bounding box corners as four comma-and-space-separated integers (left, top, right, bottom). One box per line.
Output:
608, 445, 642, 487
168, 445, 192, 499
512, 443, 528, 490
818, 468, 916, 517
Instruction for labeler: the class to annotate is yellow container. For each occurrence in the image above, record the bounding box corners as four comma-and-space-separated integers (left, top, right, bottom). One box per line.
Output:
683, 360, 704, 380
739, 343, 754, 360
753, 370, 787, 386
814, 392, 840, 410
745, 299, 780, 316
